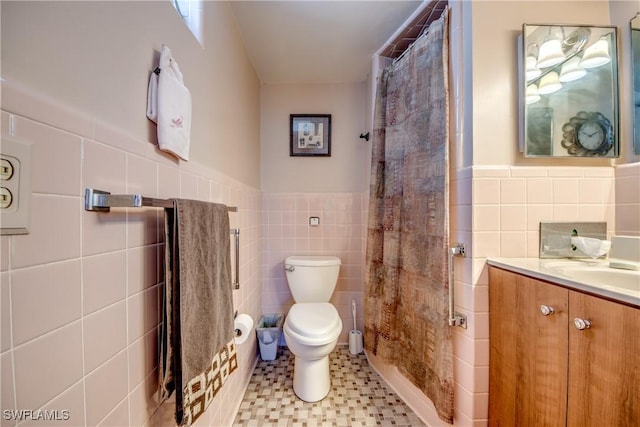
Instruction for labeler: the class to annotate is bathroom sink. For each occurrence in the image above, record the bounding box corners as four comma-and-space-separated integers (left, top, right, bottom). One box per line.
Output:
488, 257, 640, 307
554, 266, 640, 293
542, 260, 598, 269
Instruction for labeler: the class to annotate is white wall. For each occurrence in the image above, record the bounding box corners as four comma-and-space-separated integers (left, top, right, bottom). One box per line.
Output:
260, 83, 370, 193
610, 0, 640, 164
610, 0, 640, 236
471, 0, 618, 166
1, 0, 261, 187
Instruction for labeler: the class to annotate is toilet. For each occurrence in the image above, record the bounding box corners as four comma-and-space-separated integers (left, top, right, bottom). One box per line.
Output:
283, 255, 342, 402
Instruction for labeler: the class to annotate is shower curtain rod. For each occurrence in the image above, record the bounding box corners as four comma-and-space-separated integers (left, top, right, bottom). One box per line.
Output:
376, 0, 448, 60
392, 6, 448, 65
84, 188, 238, 212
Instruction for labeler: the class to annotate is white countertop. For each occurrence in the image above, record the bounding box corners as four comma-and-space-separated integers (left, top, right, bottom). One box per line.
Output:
487, 258, 640, 308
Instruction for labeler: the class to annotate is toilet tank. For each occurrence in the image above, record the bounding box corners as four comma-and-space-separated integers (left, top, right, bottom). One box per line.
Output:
284, 256, 341, 303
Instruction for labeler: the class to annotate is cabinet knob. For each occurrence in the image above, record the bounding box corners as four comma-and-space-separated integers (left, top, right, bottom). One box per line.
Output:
540, 305, 555, 316
574, 318, 591, 330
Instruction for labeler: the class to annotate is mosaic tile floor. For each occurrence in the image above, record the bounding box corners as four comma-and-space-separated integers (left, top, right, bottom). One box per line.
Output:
233, 346, 425, 427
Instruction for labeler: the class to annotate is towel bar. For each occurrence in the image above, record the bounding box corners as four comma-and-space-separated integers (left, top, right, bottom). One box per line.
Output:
84, 188, 238, 212
86, 188, 241, 289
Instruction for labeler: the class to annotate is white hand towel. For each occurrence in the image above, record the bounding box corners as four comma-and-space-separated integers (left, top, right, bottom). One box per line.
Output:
146, 45, 192, 161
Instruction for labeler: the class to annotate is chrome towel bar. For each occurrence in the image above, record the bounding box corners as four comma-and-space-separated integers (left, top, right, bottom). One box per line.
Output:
84, 188, 238, 212
85, 188, 241, 289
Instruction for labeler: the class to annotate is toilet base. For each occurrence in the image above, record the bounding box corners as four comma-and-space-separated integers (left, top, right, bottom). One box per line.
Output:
292, 355, 330, 402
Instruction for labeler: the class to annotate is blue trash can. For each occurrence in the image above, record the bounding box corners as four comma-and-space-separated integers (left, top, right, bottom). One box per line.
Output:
256, 314, 283, 361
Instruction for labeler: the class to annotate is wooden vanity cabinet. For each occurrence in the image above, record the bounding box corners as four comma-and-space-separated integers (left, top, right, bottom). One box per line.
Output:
488, 267, 569, 426
567, 291, 639, 427
488, 267, 639, 427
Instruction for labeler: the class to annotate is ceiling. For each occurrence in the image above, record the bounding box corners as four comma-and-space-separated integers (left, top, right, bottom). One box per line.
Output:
228, 0, 425, 84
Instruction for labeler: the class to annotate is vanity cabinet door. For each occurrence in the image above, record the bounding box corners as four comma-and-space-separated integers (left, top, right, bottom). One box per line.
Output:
567, 291, 640, 427
489, 267, 569, 427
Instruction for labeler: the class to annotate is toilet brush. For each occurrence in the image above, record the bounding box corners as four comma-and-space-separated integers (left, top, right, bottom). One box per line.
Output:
349, 300, 363, 355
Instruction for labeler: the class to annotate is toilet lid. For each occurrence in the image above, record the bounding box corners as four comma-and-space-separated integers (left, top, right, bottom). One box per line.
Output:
285, 255, 341, 267
284, 303, 342, 345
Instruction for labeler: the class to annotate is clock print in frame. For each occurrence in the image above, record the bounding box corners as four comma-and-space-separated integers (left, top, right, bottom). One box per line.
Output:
561, 111, 614, 156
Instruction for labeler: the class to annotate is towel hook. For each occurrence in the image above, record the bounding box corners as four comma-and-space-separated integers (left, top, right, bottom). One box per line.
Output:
359, 132, 370, 141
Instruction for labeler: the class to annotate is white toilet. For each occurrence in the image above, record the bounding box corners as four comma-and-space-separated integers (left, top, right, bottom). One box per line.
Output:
283, 255, 342, 402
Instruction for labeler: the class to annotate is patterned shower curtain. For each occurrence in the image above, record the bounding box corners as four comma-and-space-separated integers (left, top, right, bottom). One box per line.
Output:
364, 9, 453, 424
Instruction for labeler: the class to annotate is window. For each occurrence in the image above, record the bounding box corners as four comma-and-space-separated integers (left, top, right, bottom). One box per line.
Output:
172, 0, 203, 46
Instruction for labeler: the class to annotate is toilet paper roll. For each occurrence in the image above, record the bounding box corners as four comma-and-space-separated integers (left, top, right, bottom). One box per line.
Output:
234, 313, 254, 345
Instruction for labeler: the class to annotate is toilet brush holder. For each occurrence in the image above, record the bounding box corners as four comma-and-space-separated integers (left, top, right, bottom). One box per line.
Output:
349, 330, 363, 354
349, 299, 363, 354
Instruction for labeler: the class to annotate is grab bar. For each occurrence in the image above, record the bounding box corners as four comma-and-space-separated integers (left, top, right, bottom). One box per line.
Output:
84, 188, 238, 212
448, 243, 467, 328
231, 228, 240, 290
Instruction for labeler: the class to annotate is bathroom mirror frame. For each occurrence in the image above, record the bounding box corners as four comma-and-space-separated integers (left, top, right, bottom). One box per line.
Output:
631, 13, 640, 155
521, 24, 620, 158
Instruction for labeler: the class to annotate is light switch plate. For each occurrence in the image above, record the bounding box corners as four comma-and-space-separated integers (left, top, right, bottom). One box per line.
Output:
1, 136, 32, 235
309, 216, 320, 226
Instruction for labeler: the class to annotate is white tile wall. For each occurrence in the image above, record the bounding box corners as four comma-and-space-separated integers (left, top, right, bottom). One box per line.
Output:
261, 192, 366, 344
1, 82, 262, 427
616, 162, 640, 236
10, 260, 81, 346
471, 166, 616, 258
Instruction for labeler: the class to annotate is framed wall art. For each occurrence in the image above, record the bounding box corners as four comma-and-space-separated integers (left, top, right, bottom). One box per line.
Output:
290, 114, 331, 156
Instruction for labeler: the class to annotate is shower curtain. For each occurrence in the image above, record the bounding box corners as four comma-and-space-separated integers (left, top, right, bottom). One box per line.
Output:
364, 9, 453, 424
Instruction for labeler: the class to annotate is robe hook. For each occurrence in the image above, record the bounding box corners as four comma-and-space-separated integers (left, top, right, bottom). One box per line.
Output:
359, 132, 370, 141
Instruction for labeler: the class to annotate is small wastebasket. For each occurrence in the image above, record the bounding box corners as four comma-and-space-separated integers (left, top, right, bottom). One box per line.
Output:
256, 314, 283, 361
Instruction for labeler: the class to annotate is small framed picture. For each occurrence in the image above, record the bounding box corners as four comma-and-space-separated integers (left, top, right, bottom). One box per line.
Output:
290, 114, 331, 156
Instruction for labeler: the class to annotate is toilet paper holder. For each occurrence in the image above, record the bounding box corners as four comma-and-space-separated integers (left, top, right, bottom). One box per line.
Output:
233, 311, 254, 345
234, 310, 241, 337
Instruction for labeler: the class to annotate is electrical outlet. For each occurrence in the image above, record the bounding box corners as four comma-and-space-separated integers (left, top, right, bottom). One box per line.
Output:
0, 136, 32, 235
0, 188, 13, 209
0, 158, 14, 180
309, 217, 320, 226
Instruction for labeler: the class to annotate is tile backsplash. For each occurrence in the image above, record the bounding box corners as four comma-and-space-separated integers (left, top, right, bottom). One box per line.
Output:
615, 162, 640, 236
471, 166, 616, 259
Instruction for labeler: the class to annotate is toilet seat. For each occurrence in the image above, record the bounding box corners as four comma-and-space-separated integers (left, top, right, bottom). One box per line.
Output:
284, 303, 342, 346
